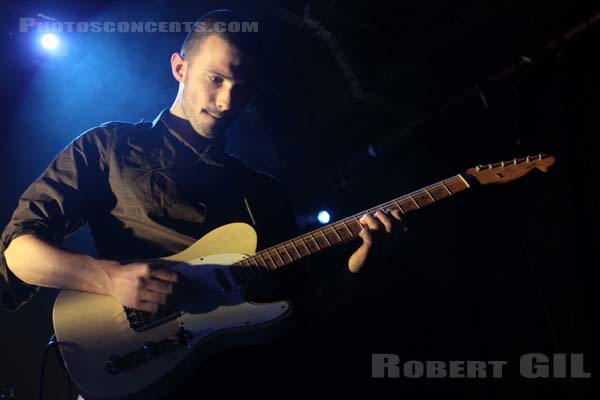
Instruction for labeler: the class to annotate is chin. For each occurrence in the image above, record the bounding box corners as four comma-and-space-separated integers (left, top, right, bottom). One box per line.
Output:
196, 124, 222, 139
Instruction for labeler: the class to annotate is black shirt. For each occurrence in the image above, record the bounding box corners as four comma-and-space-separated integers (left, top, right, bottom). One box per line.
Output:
0, 109, 357, 326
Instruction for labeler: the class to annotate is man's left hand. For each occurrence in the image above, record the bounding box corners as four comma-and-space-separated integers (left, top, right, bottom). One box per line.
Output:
347, 209, 405, 274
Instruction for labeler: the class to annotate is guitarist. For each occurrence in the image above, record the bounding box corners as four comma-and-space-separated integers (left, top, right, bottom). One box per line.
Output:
0, 9, 403, 395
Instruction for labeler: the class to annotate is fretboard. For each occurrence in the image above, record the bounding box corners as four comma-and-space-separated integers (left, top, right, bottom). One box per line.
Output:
229, 173, 472, 285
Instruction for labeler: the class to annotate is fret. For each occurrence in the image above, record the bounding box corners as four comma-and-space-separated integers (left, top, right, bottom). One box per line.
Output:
441, 181, 453, 195
348, 218, 363, 235
256, 253, 271, 270
429, 185, 449, 200
400, 199, 414, 212
393, 200, 406, 214
295, 237, 311, 256
270, 249, 285, 267
447, 177, 469, 193
307, 232, 321, 252
280, 244, 295, 263
409, 194, 421, 208
424, 189, 436, 202
262, 252, 278, 270
318, 230, 332, 247
413, 191, 438, 208
287, 242, 303, 259
330, 225, 343, 242
321, 228, 337, 245
340, 219, 354, 238
457, 174, 471, 188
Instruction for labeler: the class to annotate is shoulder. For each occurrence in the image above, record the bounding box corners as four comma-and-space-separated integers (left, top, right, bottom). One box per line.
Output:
70, 119, 154, 153
96, 119, 153, 143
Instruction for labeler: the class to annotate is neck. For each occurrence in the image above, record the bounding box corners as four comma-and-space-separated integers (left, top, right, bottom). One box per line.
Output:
161, 109, 228, 163
168, 102, 211, 139
228, 173, 473, 285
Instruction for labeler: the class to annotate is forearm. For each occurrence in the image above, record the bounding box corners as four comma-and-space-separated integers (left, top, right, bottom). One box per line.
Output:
3, 234, 117, 296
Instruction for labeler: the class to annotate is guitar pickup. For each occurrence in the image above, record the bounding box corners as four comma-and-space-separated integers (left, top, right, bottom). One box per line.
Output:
105, 327, 193, 375
124, 304, 182, 333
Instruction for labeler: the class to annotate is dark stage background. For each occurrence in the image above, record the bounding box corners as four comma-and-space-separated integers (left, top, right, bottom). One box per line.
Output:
0, 0, 596, 399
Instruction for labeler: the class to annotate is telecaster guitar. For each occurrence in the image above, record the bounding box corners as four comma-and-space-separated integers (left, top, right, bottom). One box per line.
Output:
52, 154, 555, 399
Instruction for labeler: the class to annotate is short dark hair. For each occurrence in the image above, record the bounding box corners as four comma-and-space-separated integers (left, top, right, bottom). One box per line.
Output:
180, 9, 261, 62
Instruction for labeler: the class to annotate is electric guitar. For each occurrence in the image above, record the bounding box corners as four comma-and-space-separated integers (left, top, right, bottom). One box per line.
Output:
53, 154, 555, 399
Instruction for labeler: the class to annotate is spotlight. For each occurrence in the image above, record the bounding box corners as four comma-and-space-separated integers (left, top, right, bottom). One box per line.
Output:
41, 33, 59, 50
317, 210, 331, 224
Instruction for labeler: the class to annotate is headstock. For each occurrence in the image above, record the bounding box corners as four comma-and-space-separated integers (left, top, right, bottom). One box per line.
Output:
465, 154, 555, 185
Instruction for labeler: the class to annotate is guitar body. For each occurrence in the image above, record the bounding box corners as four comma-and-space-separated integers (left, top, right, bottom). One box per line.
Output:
53, 223, 294, 400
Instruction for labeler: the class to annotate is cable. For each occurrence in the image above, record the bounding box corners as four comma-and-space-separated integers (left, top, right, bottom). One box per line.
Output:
38, 333, 72, 400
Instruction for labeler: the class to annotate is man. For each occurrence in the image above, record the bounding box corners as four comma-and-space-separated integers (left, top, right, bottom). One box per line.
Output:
1, 9, 402, 396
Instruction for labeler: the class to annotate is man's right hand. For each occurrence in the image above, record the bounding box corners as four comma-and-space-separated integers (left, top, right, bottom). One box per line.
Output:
106, 261, 179, 313
4, 234, 179, 313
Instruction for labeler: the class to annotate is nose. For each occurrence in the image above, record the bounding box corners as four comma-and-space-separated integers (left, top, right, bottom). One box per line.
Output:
216, 86, 232, 112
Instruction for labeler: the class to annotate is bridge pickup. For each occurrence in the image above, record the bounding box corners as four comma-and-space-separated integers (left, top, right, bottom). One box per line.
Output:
125, 305, 182, 332
214, 269, 232, 292
105, 327, 193, 375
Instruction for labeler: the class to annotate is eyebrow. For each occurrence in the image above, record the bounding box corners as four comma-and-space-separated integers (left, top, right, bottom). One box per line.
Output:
205, 68, 248, 85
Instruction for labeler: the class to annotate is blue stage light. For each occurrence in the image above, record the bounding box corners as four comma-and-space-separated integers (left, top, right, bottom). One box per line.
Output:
317, 210, 331, 224
41, 34, 59, 50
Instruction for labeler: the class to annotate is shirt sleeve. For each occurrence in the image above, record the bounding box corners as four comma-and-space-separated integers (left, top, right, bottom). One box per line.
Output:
0, 128, 108, 311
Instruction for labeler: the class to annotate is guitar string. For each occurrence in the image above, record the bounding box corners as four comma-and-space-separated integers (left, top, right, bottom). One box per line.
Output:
243, 155, 551, 264
174, 156, 547, 283
145, 158, 549, 318
238, 175, 468, 267
162, 175, 468, 292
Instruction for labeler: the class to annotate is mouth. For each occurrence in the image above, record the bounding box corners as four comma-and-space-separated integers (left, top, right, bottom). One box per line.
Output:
202, 110, 222, 120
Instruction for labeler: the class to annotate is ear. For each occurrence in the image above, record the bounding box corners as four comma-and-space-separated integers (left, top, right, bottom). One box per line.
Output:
170, 52, 186, 83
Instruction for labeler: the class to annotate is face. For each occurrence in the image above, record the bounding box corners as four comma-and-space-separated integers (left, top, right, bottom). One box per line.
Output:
171, 35, 257, 138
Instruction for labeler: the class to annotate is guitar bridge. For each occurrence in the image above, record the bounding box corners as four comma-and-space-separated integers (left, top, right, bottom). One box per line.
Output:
105, 327, 194, 374
124, 303, 182, 332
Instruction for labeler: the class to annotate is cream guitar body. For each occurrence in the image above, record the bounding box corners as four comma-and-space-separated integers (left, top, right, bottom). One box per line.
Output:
53, 223, 294, 400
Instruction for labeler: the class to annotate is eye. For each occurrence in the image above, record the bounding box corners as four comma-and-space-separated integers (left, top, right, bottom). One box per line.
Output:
208, 74, 224, 84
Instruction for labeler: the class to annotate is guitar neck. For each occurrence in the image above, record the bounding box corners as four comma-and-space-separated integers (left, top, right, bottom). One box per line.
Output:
230, 173, 472, 284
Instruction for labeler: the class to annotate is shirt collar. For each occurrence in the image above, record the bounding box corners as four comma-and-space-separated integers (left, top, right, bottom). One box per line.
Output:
154, 108, 229, 167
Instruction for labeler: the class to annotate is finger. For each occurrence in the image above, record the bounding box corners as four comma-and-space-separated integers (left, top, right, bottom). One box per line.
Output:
359, 224, 374, 246
374, 210, 393, 233
359, 213, 383, 232
386, 209, 407, 233
150, 267, 179, 283
140, 289, 167, 305
145, 278, 174, 295
389, 208, 403, 221
138, 301, 159, 314
348, 228, 373, 272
